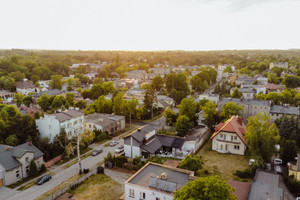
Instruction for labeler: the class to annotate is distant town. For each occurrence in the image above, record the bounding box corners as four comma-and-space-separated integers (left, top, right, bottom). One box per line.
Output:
0, 49, 299, 200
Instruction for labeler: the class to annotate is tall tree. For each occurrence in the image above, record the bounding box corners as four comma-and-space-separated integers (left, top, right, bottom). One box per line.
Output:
14, 93, 24, 107
143, 86, 156, 119
151, 76, 164, 91
245, 113, 280, 162
179, 97, 197, 124
175, 115, 192, 137
174, 176, 236, 200
200, 101, 217, 130
231, 88, 242, 98
37, 93, 50, 111
220, 102, 243, 120
23, 95, 33, 107
113, 92, 125, 115
50, 75, 63, 90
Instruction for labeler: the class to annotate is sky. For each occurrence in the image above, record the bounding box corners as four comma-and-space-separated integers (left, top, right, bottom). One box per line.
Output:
0, 0, 300, 51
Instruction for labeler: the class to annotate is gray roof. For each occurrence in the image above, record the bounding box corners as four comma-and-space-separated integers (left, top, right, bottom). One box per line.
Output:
237, 88, 256, 93
128, 162, 192, 192
219, 98, 270, 107
140, 137, 162, 154
270, 105, 299, 116
125, 125, 155, 143
148, 177, 177, 193
156, 135, 185, 149
16, 81, 35, 89
45, 89, 62, 96
55, 109, 84, 122
248, 171, 283, 200
85, 113, 116, 127
0, 143, 44, 171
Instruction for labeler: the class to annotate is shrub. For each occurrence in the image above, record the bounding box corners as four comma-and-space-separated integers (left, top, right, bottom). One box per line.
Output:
234, 169, 251, 179
29, 160, 38, 177
114, 156, 128, 168
283, 169, 300, 195
178, 155, 203, 173
39, 164, 47, 173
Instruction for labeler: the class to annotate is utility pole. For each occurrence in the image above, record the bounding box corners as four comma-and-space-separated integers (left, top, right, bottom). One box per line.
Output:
76, 129, 82, 174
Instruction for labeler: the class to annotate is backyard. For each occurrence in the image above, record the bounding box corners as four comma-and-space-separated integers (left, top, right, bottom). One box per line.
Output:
198, 140, 250, 181
69, 174, 124, 200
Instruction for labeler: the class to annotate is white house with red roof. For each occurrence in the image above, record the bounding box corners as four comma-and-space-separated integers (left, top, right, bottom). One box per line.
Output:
210, 116, 247, 155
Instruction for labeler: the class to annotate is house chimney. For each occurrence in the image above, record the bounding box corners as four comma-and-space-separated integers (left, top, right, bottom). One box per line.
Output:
29, 141, 32, 146
237, 117, 243, 125
6, 146, 11, 151
158, 172, 167, 180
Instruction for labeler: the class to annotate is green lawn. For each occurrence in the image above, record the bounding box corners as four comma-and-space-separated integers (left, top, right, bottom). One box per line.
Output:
197, 140, 250, 181
70, 174, 123, 200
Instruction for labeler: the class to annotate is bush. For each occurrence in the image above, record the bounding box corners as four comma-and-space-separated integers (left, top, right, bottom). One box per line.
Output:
234, 169, 251, 179
283, 169, 300, 195
39, 164, 47, 173
114, 156, 128, 168
178, 155, 203, 173
29, 160, 38, 177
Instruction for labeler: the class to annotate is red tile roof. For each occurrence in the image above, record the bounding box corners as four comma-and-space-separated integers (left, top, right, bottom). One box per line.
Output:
210, 116, 247, 146
227, 180, 250, 200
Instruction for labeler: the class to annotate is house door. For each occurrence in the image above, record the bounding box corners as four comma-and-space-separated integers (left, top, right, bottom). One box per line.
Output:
0, 179, 3, 187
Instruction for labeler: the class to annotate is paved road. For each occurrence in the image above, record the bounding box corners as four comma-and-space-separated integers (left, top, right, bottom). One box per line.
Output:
3, 127, 137, 200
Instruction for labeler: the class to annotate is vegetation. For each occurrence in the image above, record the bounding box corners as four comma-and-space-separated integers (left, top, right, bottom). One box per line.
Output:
200, 101, 218, 130
174, 176, 237, 200
219, 102, 243, 120
178, 155, 203, 175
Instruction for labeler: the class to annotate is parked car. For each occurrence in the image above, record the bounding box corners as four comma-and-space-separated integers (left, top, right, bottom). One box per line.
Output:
115, 145, 124, 153
249, 159, 255, 166
92, 147, 103, 156
273, 158, 282, 165
110, 141, 119, 147
275, 165, 283, 174
36, 175, 52, 185
266, 163, 271, 171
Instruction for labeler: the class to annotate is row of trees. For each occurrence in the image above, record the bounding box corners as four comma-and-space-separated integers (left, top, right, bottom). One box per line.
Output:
256, 89, 300, 107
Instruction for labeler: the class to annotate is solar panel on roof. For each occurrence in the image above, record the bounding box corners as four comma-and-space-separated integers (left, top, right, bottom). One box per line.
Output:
148, 177, 176, 193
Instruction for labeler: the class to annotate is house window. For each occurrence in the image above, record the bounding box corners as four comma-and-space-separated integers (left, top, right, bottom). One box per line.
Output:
220, 144, 223, 150
26, 166, 29, 174
234, 136, 237, 140
234, 145, 240, 150
140, 192, 146, 199
220, 134, 223, 138
129, 189, 134, 197
16, 170, 20, 179
224, 135, 226, 140
25, 157, 29, 163
156, 198, 160, 200
231, 135, 233, 141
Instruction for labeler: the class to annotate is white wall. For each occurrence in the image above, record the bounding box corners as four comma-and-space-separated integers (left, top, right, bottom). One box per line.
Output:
212, 131, 246, 155
124, 144, 141, 158
15, 152, 34, 179
36, 115, 60, 141
125, 183, 173, 200
4, 166, 22, 186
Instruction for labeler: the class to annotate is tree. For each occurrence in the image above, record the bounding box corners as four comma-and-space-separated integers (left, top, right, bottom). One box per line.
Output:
5, 134, 19, 146
223, 66, 233, 73
178, 155, 203, 173
14, 93, 24, 107
220, 102, 243, 120
74, 100, 87, 110
200, 101, 217, 130
31, 75, 40, 84
266, 92, 282, 104
29, 159, 39, 177
37, 93, 50, 111
164, 107, 177, 126
23, 95, 33, 107
174, 176, 236, 200
7, 71, 25, 82
179, 97, 197, 124
166, 73, 190, 104
143, 86, 156, 118
175, 115, 192, 137
281, 140, 297, 164
268, 72, 278, 84
283, 75, 300, 88
113, 92, 125, 115
39, 164, 46, 173
66, 93, 75, 107
151, 76, 164, 91
0, 76, 15, 91
94, 95, 113, 114
245, 113, 280, 162
231, 88, 242, 98
190, 75, 209, 92
51, 95, 65, 110
50, 75, 63, 90
124, 97, 139, 128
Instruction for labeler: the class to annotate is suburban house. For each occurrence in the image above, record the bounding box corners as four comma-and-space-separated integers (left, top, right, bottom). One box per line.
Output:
36, 109, 84, 141
248, 171, 283, 200
230, 88, 256, 99
197, 93, 219, 104
123, 125, 185, 158
218, 64, 235, 72
270, 105, 300, 122
16, 81, 39, 96
235, 77, 255, 86
124, 162, 196, 200
269, 62, 288, 69
254, 74, 268, 85
289, 154, 300, 181
210, 116, 247, 155
264, 83, 283, 93
241, 85, 267, 94
0, 142, 44, 187
85, 113, 125, 134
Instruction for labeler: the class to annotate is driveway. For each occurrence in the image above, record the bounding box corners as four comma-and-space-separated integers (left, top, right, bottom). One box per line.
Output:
278, 175, 295, 200
0, 187, 17, 200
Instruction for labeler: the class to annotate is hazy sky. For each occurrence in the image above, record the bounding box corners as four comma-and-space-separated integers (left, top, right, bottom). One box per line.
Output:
1, 0, 300, 50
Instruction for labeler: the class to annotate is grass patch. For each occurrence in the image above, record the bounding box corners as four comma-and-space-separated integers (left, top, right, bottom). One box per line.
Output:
35, 174, 82, 200
62, 151, 92, 169
69, 174, 123, 200
197, 141, 250, 181
57, 147, 92, 166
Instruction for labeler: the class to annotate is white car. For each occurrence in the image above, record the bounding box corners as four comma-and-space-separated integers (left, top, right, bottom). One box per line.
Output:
110, 140, 119, 147
273, 158, 282, 165
115, 145, 124, 153
249, 159, 255, 166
